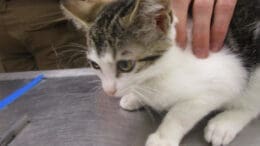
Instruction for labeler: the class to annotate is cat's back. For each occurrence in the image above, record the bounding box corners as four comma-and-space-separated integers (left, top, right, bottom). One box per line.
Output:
226, 0, 259, 70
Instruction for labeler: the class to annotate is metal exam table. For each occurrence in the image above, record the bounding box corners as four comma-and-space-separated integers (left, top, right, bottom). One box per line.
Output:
0, 69, 259, 146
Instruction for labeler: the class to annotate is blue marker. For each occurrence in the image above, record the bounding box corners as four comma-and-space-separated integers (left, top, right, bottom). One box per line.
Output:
0, 74, 44, 111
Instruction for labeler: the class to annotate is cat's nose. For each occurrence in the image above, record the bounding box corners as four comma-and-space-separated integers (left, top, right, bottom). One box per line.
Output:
103, 81, 117, 96
105, 89, 117, 96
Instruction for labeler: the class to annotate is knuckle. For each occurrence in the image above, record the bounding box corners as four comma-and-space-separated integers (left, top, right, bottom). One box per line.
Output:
217, 0, 237, 11
177, 27, 187, 37
174, 0, 190, 3
194, 0, 213, 10
173, 0, 191, 7
193, 19, 210, 29
213, 26, 227, 36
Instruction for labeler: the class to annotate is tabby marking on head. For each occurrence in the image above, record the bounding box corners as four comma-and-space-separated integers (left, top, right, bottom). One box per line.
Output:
61, 1, 260, 146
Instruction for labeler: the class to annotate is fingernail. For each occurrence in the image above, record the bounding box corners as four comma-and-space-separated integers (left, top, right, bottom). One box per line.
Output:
176, 40, 186, 49
211, 44, 222, 52
194, 49, 209, 59
179, 43, 186, 49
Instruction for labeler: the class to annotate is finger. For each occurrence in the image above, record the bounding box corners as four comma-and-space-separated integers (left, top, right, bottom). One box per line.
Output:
210, 0, 237, 52
192, 0, 215, 58
172, 0, 191, 48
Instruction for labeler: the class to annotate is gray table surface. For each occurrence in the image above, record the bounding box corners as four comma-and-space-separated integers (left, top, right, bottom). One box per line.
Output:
0, 69, 259, 146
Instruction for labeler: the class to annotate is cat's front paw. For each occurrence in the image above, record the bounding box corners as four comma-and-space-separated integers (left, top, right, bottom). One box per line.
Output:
120, 93, 143, 111
205, 116, 240, 146
146, 133, 179, 146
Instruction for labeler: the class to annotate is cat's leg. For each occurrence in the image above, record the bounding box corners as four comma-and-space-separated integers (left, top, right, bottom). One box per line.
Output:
120, 93, 144, 111
205, 69, 260, 146
205, 108, 258, 146
146, 98, 222, 146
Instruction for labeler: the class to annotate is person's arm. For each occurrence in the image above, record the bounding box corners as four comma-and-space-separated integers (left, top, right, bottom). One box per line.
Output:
172, 0, 237, 58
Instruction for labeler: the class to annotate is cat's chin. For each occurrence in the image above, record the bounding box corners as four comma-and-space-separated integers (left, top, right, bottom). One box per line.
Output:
113, 94, 123, 98
102, 91, 124, 98
112, 95, 122, 98
114, 91, 128, 98
107, 95, 121, 98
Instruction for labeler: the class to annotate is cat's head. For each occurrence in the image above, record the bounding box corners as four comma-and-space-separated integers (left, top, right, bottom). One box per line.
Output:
61, 0, 177, 96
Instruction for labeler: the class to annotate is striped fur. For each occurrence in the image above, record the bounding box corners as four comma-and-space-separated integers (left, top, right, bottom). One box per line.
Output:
63, 0, 173, 73
61, 1, 260, 146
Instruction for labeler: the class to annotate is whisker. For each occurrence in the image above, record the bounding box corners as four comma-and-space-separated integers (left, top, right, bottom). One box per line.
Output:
67, 53, 86, 64
57, 49, 86, 55
135, 86, 165, 117
88, 80, 101, 84
68, 43, 88, 49
133, 90, 157, 124
55, 43, 88, 50
89, 85, 102, 93
142, 86, 159, 94
87, 80, 102, 86
88, 82, 101, 86
137, 86, 157, 97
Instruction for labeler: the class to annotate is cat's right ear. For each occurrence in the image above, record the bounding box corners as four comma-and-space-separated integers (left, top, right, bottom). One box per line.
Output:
60, 0, 114, 32
121, 0, 174, 35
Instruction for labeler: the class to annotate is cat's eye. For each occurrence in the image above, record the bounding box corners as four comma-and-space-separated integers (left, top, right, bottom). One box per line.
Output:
89, 60, 100, 70
117, 60, 135, 73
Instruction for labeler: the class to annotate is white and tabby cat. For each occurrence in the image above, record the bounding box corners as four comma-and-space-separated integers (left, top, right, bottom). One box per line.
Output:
61, 0, 260, 146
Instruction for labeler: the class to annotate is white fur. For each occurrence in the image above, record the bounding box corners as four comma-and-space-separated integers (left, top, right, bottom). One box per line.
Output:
90, 21, 259, 146
61, 0, 260, 145
139, 23, 259, 146
86, 15, 259, 146
205, 67, 260, 146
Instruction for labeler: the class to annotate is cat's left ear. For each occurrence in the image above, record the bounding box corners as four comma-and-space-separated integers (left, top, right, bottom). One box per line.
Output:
60, 0, 115, 32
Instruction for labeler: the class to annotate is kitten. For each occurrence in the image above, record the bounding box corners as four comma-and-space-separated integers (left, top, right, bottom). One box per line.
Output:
61, 0, 260, 146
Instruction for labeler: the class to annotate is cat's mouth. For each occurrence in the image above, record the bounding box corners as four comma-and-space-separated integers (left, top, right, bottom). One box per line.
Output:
101, 81, 134, 98
103, 88, 128, 98
102, 88, 120, 98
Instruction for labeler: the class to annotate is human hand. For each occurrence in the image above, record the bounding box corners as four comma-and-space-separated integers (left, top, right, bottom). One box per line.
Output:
172, 0, 237, 58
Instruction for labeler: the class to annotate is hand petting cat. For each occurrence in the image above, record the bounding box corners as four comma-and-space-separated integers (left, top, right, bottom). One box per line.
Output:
172, 0, 237, 58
